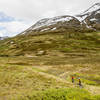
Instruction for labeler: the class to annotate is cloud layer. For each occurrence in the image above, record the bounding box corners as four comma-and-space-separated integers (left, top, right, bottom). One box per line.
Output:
0, 0, 99, 37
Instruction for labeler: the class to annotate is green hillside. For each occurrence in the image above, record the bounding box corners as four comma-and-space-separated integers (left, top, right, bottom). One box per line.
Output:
0, 31, 100, 56
0, 31, 100, 100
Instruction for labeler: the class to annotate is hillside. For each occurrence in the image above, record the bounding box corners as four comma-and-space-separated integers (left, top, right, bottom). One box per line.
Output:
0, 31, 100, 56
0, 32, 100, 100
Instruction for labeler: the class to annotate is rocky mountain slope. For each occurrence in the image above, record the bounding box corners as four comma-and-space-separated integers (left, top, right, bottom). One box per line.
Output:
21, 3, 100, 35
76, 3, 100, 30
21, 15, 84, 35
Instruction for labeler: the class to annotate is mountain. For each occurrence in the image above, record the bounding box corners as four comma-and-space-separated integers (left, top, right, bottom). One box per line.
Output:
76, 3, 100, 30
21, 15, 84, 35
20, 3, 100, 35
0, 36, 8, 40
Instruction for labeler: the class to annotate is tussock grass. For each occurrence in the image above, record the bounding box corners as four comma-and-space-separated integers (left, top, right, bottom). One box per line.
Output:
0, 32, 100, 99
0, 64, 70, 100
13, 88, 100, 100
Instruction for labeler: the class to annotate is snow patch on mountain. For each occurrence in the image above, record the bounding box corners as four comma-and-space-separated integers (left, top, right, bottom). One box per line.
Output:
90, 18, 97, 21
75, 2, 100, 30
75, 14, 88, 22
40, 27, 57, 32
51, 27, 56, 30
83, 20, 91, 28
41, 28, 50, 32
96, 10, 100, 14
21, 31, 27, 34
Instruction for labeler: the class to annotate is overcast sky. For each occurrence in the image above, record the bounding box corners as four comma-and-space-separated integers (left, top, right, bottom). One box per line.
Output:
0, 0, 99, 37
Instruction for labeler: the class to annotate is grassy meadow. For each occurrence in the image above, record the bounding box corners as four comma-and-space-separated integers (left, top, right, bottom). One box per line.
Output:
0, 32, 100, 100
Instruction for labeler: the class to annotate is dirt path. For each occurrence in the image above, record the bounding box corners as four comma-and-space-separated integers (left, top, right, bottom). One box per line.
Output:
27, 66, 100, 95
59, 67, 100, 95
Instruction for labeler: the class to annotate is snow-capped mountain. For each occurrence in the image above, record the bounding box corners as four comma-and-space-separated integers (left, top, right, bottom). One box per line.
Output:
28, 16, 76, 30
76, 3, 100, 30
21, 3, 100, 35
79, 3, 100, 16
21, 15, 82, 35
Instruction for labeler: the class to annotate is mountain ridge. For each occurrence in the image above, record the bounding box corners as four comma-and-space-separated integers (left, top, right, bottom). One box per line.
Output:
20, 2, 100, 35
80, 2, 100, 16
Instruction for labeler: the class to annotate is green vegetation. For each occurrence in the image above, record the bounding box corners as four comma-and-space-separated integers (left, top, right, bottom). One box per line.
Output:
13, 88, 100, 100
0, 60, 70, 100
0, 32, 100, 100
73, 73, 100, 86
0, 32, 100, 56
